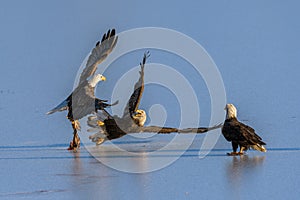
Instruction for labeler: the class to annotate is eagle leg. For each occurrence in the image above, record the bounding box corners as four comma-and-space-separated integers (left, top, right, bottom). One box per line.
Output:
227, 142, 239, 156
68, 131, 81, 151
238, 146, 246, 155
73, 120, 81, 130
227, 146, 246, 156
68, 120, 81, 151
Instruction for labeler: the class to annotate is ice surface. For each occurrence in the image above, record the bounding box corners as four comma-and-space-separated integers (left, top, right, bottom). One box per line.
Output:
1, 1, 300, 199
1, 140, 300, 200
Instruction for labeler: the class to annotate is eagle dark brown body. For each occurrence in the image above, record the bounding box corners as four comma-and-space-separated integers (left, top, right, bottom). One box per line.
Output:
222, 104, 267, 155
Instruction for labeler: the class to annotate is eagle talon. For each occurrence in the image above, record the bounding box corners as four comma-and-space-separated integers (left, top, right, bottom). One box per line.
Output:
97, 120, 105, 126
227, 152, 239, 156
68, 141, 80, 151
68, 132, 80, 151
95, 138, 105, 145
68, 141, 75, 151
227, 151, 245, 156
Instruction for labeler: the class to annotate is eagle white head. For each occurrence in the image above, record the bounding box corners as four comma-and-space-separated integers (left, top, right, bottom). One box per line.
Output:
88, 74, 106, 87
225, 103, 237, 119
132, 109, 147, 126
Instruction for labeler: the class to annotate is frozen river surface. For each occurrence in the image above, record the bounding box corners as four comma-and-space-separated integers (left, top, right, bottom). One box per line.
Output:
1, 135, 300, 200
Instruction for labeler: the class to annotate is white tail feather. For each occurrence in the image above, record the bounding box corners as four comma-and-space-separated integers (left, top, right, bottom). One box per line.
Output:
46, 100, 68, 115
251, 144, 267, 152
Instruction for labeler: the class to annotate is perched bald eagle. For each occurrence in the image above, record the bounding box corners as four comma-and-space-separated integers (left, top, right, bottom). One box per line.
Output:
222, 104, 267, 156
88, 52, 222, 145
47, 29, 118, 150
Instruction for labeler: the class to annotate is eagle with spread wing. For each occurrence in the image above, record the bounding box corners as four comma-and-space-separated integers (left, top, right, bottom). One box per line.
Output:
222, 104, 267, 155
47, 29, 118, 150
88, 52, 222, 145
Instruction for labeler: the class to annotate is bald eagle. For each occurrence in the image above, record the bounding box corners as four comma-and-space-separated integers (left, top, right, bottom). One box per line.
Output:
47, 29, 118, 150
222, 104, 267, 156
88, 52, 222, 145
88, 51, 149, 144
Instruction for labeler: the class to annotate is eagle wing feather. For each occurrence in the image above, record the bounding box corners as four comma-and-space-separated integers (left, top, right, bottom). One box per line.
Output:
79, 29, 118, 85
123, 51, 150, 118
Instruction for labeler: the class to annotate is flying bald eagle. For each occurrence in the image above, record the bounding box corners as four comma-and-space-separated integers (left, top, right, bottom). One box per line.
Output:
47, 29, 118, 150
88, 51, 149, 144
88, 52, 222, 145
222, 104, 267, 156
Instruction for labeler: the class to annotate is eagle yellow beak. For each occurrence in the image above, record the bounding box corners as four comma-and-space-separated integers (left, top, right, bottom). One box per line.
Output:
101, 76, 106, 81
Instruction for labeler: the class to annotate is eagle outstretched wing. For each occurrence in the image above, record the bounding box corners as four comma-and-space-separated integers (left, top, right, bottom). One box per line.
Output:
123, 51, 150, 118
87, 119, 223, 143
136, 123, 222, 134
138, 123, 222, 134
179, 123, 223, 133
137, 123, 222, 134
136, 126, 179, 133
79, 29, 118, 85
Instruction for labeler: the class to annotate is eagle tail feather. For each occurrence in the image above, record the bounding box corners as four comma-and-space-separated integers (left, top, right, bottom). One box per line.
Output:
46, 100, 68, 115
251, 144, 267, 152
